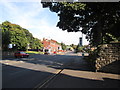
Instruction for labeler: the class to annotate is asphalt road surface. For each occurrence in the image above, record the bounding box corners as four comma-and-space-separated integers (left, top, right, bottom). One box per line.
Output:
1, 51, 120, 89
2, 51, 82, 88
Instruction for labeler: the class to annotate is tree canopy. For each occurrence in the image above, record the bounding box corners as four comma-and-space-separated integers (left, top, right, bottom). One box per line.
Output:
1, 21, 43, 50
60, 42, 67, 50
41, 2, 120, 46
70, 44, 77, 49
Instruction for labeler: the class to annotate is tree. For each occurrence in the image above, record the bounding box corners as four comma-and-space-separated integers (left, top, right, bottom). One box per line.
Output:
70, 44, 77, 49
60, 42, 67, 50
1, 21, 43, 51
41, 2, 120, 46
22, 28, 43, 49
1, 21, 11, 50
1, 21, 29, 50
75, 44, 83, 52
30, 38, 43, 49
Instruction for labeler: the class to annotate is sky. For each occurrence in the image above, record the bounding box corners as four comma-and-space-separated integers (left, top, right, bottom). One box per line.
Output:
0, 0, 89, 45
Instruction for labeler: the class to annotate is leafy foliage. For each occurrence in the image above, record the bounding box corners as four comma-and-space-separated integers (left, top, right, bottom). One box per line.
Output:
1, 21, 43, 50
75, 44, 84, 52
41, 2, 120, 46
60, 42, 67, 50
70, 44, 77, 49
30, 38, 43, 49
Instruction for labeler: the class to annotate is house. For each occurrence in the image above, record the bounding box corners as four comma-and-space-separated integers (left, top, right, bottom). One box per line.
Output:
42, 38, 62, 53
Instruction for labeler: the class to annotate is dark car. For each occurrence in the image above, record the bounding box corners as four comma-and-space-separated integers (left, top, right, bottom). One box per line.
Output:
14, 51, 29, 58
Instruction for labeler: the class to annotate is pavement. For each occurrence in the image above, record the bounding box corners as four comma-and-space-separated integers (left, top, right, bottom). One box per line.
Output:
40, 57, 120, 88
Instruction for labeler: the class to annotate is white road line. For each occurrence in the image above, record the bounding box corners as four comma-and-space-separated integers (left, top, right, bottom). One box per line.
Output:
34, 69, 63, 89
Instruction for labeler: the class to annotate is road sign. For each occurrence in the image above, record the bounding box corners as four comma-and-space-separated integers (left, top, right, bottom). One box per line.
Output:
8, 44, 12, 48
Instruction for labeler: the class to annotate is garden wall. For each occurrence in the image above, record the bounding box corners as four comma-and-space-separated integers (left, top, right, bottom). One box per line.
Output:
86, 42, 120, 73
95, 43, 120, 71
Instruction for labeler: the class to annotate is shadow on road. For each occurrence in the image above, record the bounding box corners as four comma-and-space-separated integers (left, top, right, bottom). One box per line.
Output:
45, 73, 120, 88
2, 64, 53, 88
99, 60, 120, 75
2, 64, 120, 89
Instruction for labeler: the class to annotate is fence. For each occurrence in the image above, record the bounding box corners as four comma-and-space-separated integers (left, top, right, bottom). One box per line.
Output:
2, 51, 15, 59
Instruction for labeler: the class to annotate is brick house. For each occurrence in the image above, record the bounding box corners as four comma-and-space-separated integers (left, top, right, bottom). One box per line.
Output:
42, 38, 62, 53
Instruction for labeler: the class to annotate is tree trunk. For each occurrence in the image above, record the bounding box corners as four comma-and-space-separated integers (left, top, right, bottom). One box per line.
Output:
96, 20, 103, 45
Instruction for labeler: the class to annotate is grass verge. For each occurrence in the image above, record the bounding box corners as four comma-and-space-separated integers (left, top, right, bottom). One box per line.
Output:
25, 51, 44, 54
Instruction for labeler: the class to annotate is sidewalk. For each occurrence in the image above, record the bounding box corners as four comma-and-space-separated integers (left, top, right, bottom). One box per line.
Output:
42, 57, 120, 88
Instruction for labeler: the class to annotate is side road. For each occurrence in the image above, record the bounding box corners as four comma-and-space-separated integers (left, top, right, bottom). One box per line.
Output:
40, 57, 120, 88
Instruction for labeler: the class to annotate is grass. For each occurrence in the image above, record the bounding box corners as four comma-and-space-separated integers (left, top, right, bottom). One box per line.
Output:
25, 51, 44, 54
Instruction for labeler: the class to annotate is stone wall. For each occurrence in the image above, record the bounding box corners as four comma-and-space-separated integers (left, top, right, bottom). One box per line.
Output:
95, 43, 120, 71
85, 43, 120, 72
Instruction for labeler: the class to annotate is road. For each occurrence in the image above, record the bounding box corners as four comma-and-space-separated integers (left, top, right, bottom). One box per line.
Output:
2, 51, 119, 89
1, 51, 82, 88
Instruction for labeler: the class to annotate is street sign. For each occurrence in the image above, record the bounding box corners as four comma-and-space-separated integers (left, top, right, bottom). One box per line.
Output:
8, 44, 12, 48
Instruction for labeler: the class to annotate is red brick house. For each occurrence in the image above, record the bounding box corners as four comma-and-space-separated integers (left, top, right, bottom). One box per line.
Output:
42, 38, 62, 53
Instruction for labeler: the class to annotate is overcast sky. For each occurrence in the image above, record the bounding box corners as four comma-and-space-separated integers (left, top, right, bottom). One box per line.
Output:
0, 0, 89, 45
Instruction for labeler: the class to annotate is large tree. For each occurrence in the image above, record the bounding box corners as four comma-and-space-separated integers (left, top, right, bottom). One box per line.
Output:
22, 28, 43, 49
41, 2, 120, 46
1, 21, 43, 50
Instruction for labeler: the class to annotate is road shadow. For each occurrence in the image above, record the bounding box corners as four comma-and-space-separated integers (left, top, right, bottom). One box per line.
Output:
99, 60, 120, 74
2, 64, 120, 89
2, 64, 54, 89
43, 73, 120, 88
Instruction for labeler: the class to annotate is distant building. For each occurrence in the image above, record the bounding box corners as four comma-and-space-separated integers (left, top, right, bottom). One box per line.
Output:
79, 37, 82, 46
42, 38, 62, 53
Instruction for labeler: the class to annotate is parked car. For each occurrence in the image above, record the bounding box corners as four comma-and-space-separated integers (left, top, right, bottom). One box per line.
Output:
53, 51, 57, 54
14, 51, 29, 58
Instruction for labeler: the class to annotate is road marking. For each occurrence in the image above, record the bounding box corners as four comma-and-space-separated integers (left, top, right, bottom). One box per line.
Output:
33, 69, 63, 89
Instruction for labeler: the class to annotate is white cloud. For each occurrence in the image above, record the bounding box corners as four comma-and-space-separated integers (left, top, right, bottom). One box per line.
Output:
31, 23, 89, 45
0, 0, 41, 2
1, 1, 89, 45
